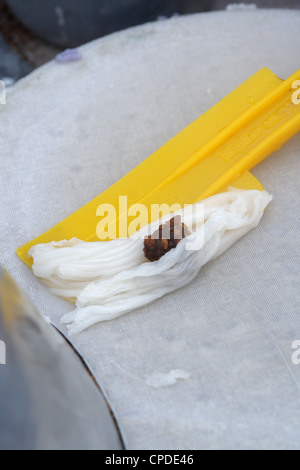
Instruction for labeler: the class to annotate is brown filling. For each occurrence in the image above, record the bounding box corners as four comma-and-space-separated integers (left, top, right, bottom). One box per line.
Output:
143, 216, 191, 262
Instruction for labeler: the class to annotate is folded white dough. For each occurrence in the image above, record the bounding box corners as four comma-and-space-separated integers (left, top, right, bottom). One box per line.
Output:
29, 189, 272, 334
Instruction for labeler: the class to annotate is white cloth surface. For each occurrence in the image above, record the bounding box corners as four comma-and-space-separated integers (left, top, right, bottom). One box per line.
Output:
1, 9, 300, 449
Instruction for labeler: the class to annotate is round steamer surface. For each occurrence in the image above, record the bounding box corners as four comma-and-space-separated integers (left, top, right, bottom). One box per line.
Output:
1, 10, 300, 449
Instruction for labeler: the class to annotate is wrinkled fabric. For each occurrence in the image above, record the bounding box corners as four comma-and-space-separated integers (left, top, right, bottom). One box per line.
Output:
30, 190, 272, 334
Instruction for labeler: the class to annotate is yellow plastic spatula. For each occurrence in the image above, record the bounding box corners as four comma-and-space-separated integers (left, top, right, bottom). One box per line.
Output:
18, 68, 300, 267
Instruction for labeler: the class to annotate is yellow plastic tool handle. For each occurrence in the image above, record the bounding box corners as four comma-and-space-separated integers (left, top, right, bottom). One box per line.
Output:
176, 68, 300, 202
18, 68, 300, 266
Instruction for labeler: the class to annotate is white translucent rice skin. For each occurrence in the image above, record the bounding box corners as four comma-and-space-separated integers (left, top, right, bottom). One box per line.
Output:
29, 189, 272, 334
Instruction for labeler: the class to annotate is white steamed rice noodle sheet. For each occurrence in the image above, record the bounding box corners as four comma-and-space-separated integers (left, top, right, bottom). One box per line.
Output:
29, 189, 272, 334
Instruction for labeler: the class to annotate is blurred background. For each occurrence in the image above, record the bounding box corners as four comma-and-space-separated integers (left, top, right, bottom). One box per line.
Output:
0, 0, 299, 84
